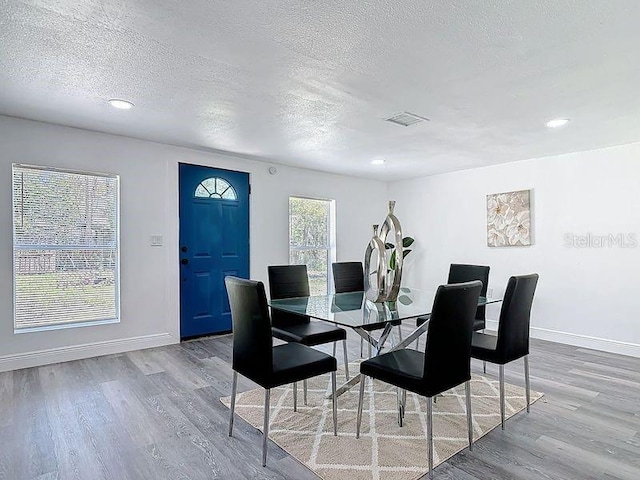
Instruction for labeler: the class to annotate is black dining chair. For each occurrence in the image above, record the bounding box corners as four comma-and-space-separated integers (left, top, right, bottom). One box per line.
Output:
470, 274, 539, 430
448, 264, 490, 331
356, 281, 482, 480
268, 265, 349, 405
332, 261, 402, 358
225, 276, 338, 467
416, 264, 490, 350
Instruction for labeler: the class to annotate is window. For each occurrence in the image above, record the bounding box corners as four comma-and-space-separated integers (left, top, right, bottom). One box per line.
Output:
194, 177, 237, 199
12, 164, 120, 331
289, 197, 336, 295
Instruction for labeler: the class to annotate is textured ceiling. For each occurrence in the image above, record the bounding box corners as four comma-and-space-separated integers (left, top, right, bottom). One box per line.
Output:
1, 0, 640, 180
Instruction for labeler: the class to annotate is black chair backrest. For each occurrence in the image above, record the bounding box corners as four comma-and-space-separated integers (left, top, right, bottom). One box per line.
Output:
267, 265, 311, 327
422, 281, 483, 395
332, 262, 364, 293
495, 274, 539, 363
448, 264, 490, 321
225, 276, 273, 381
331, 291, 364, 312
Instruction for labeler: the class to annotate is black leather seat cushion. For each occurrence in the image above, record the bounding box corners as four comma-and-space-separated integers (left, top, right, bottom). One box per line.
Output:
361, 348, 471, 398
360, 349, 434, 396
361, 319, 401, 331
272, 322, 346, 346
261, 343, 337, 388
470, 332, 502, 363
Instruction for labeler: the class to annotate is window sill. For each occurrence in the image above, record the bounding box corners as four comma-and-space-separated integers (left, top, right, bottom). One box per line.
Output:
14, 318, 120, 334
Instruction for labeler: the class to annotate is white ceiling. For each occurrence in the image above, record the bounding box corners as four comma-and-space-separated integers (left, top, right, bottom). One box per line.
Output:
1, 1, 640, 181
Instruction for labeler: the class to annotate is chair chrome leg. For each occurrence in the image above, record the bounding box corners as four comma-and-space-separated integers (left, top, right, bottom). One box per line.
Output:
499, 364, 505, 430
228, 371, 238, 436
356, 375, 365, 438
332, 341, 337, 357
427, 396, 434, 479
397, 325, 403, 342
465, 380, 473, 451
293, 382, 298, 412
342, 339, 350, 380
303, 379, 308, 406
397, 387, 403, 427
368, 340, 372, 358
402, 389, 407, 418
524, 355, 531, 413
360, 337, 364, 358
262, 389, 271, 467
331, 371, 338, 436
481, 329, 487, 374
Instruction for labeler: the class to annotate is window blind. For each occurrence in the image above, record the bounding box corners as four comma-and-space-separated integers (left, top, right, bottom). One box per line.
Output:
12, 165, 119, 330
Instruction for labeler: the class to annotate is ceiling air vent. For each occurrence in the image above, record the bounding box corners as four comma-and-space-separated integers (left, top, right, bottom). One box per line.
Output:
385, 111, 430, 127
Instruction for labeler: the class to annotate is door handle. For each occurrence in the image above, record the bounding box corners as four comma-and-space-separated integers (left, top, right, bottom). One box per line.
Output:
181, 258, 189, 265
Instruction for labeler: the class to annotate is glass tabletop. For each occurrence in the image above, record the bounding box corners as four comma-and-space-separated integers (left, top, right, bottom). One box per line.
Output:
269, 287, 501, 329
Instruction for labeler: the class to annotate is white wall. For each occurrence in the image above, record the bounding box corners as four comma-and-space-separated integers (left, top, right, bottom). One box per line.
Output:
0, 115, 388, 371
390, 142, 640, 357
3, 113, 637, 368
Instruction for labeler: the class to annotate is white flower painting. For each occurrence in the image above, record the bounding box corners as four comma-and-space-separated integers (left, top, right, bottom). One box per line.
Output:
487, 190, 531, 247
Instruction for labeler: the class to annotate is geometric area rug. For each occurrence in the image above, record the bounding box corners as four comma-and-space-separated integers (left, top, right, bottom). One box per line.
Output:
221, 362, 543, 480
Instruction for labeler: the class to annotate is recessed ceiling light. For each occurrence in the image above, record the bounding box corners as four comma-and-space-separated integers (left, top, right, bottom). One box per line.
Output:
108, 99, 135, 110
546, 118, 570, 128
371, 159, 386, 165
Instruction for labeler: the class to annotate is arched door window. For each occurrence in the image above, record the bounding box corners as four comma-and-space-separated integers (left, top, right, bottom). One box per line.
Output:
194, 177, 237, 200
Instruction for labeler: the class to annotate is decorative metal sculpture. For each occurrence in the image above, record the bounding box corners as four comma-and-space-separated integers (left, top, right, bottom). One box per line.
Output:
379, 200, 404, 302
363, 224, 386, 302
364, 201, 405, 302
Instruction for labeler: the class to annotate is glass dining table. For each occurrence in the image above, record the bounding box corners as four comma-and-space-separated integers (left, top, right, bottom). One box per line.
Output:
269, 286, 501, 398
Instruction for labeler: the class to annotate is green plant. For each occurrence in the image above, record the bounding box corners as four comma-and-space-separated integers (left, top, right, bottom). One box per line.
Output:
386, 236, 415, 270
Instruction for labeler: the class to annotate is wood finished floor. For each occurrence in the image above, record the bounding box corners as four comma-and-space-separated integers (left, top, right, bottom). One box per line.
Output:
1, 332, 639, 480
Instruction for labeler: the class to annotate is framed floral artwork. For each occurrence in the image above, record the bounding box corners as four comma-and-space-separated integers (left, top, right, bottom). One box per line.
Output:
487, 189, 531, 247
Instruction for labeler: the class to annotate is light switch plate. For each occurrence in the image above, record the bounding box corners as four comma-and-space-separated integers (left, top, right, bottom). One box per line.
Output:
150, 234, 163, 246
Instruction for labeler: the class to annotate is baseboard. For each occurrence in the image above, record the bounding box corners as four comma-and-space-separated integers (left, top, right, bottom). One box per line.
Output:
485, 320, 640, 358
0, 333, 178, 373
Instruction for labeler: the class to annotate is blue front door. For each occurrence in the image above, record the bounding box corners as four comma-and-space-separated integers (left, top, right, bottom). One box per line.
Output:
179, 164, 250, 338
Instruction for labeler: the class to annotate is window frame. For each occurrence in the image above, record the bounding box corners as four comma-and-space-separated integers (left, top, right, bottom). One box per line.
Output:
288, 195, 337, 295
194, 177, 238, 200
12, 163, 121, 333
